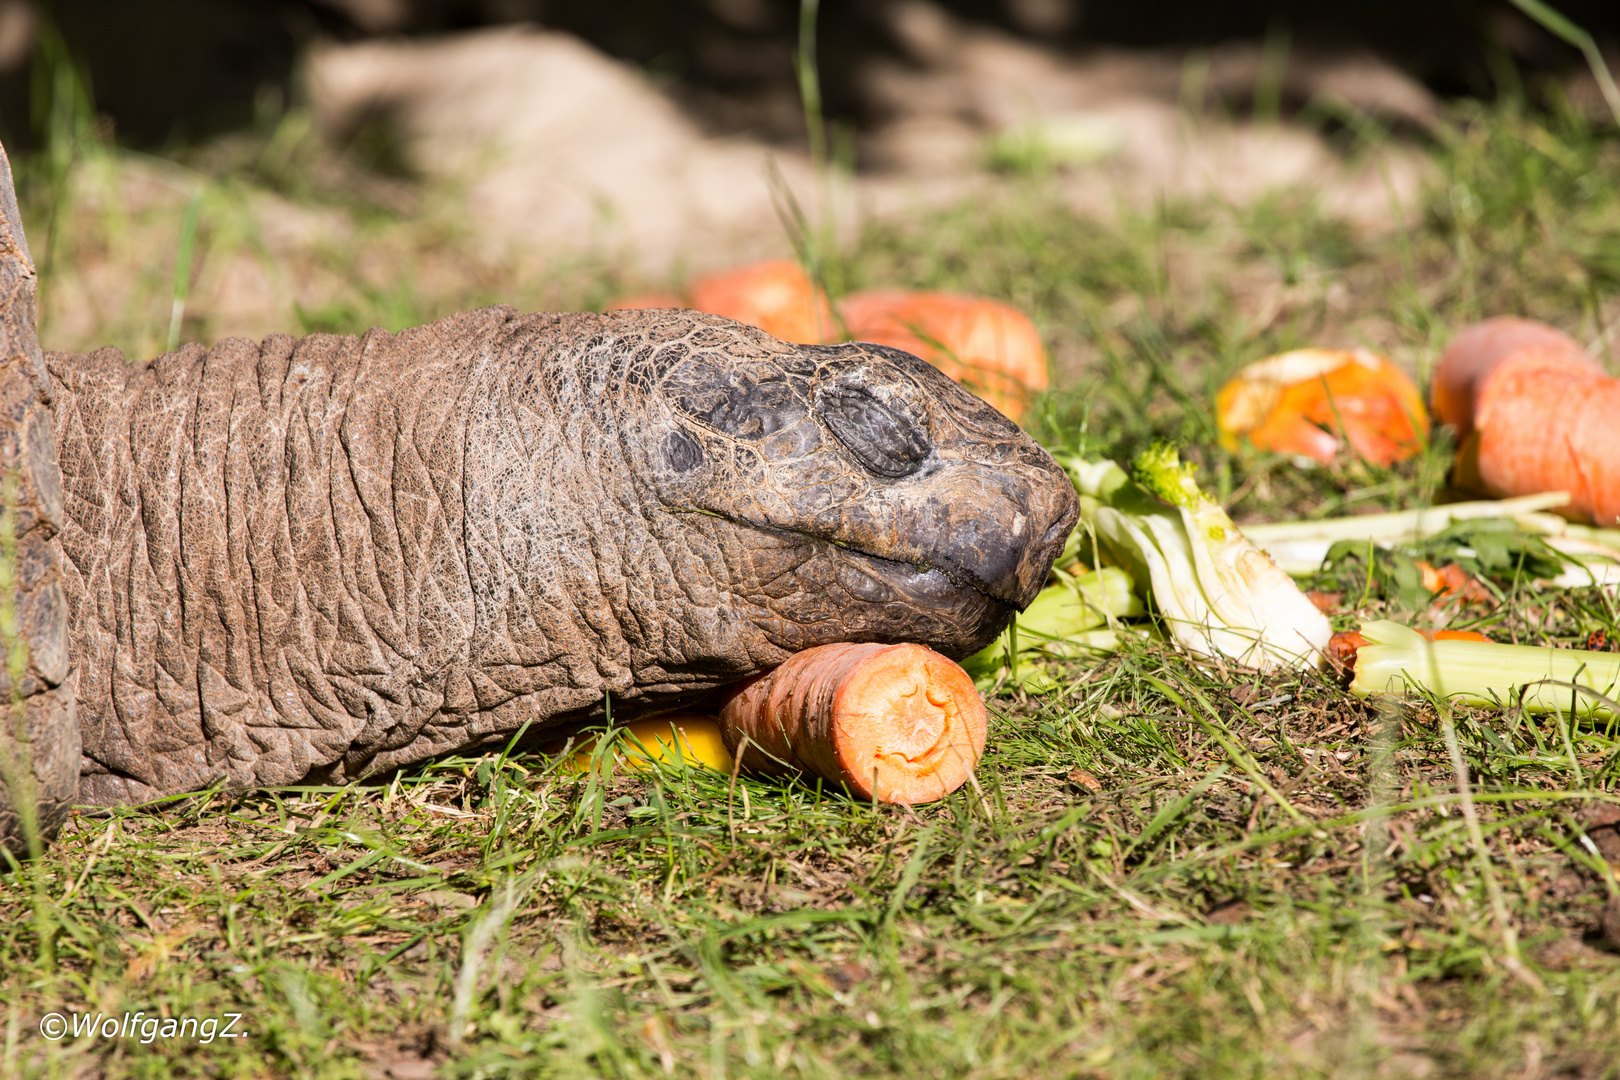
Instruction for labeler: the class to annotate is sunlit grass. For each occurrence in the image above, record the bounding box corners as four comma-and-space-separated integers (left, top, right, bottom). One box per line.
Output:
4, 80, 1620, 1079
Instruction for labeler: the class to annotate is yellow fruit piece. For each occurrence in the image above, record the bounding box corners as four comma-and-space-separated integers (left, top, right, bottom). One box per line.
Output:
564, 713, 735, 774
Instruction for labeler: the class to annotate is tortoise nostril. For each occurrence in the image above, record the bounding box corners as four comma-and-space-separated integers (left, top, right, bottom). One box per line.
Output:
1042, 515, 1070, 548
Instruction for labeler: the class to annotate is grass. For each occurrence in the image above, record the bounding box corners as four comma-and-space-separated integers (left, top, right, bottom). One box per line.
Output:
6, 70, 1620, 1079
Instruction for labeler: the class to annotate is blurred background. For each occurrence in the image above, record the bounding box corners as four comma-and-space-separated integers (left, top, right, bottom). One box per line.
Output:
9, 1, 1620, 148
5, 0, 1618, 406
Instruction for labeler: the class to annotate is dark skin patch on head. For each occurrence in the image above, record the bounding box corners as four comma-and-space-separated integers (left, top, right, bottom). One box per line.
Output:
814, 381, 931, 479
661, 429, 705, 473
667, 354, 809, 440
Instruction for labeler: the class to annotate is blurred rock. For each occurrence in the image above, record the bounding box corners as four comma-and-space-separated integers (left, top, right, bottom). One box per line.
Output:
1604, 893, 1620, 952
0, 0, 35, 70
1579, 802, 1620, 866
310, 0, 411, 33
857, 2, 1430, 229
300, 10, 1434, 271
308, 25, 818, 273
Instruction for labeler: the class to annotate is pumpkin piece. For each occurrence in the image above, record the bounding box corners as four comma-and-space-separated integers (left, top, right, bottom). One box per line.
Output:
1216, 348, 1427, 467
687, 259, 834, 344
839, 290, 1049, 422
1468, 353, 1620, 526
1431, 317, 1619, 526
606, 291, 687, 311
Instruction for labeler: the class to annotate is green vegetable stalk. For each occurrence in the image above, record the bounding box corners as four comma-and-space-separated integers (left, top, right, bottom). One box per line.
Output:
1066, 444, 1331, 671
1350, 619, 1620, 719
962, 567, 1142, 686
1236, 492, 1620, 588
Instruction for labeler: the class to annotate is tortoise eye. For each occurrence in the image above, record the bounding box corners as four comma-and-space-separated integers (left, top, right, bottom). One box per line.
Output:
815, 384, 930, 479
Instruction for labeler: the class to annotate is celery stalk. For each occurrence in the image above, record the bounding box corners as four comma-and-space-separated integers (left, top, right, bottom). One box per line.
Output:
963, 567, 1142, 684
1239, 490, 1620, 590
1350, 619, 1620, 719
1240, 493, 1572, 546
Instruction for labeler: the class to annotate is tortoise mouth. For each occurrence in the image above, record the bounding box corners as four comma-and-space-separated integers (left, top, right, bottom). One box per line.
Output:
765, 518, 1016, 640
831, 538, 1015, 608
666, 504, 1021, 659
807, 539, 1015, 657
784, 516, 1045, 608
710, 508, 1026, 609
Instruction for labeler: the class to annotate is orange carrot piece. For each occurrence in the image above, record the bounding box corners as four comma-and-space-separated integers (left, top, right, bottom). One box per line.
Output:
1328, 627, 1488, 670
1433, 318, 1620, 525
1305, 590, 1343, 613
606, 291, 687, 311
687, 260, 834, 344
839, 290, 1048, 422
1412, 561, 1492, 605
1326, 630, 1369, 670
1430, 317, 1596, 436
1216, 349, 1427, 467
1425, 630, 1490, 643
718, 642, 988, 805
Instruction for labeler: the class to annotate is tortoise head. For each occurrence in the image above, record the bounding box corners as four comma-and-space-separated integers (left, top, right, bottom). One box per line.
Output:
621, 312, 1079, 658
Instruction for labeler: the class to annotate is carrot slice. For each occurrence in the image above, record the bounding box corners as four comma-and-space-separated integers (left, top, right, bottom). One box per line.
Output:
839, 290, 1048, 422
1412, 561, 1493, 605
718, 642, 988, 805
687, 259, 835, 344
1325, 630, 1369, 670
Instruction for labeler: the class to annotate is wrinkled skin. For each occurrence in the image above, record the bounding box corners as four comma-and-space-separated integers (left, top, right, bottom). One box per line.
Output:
0, 144, 1077, 855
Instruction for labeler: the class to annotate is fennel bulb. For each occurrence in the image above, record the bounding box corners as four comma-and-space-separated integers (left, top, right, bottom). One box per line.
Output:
1067, 444, 1331, 671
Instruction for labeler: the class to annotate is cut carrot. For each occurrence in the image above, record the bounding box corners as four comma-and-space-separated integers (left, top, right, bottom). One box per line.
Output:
1327, 626, 1488, 670
839, 290, 1048, 422
606, 291, 687, 311
687, 259, 835, 344
1325, 630, 1369, 670
1216, 348, 1428, 466
1430, 317, 1596, 436
1433, 318, 1620, 525
1413, 561, 1493, 605
718, 642, 988, 805
1305, 590, 1343, 612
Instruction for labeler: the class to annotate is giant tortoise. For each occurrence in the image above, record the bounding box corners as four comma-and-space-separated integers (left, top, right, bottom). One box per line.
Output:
0, 143, 1078, 857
